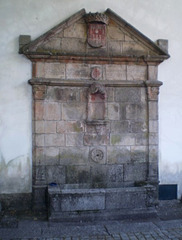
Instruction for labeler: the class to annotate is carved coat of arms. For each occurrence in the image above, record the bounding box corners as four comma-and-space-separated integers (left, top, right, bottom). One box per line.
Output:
85, 12, 109, 48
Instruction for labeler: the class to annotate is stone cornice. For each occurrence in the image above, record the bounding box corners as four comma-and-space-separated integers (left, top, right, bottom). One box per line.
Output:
29, 78, 163, 88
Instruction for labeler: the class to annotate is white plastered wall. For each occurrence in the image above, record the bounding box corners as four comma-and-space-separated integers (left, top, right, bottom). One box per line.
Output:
0, 0, 182, 197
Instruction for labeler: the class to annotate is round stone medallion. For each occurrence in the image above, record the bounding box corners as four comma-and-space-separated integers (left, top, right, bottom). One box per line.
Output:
91, 67, 102, 80
90, 148, 104, 163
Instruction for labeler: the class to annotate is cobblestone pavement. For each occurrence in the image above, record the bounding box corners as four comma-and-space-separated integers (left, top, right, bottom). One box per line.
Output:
1, 219, 182, 240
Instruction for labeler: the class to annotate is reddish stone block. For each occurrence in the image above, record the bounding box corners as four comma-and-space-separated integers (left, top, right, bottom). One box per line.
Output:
44, 102, 61, 121
34, 101, 44, 120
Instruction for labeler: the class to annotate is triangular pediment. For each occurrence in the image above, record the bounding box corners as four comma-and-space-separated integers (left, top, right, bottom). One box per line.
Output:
19, 9, 169, 62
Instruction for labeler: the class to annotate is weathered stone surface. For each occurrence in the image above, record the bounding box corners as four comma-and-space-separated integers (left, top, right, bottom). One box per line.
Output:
124, 163, 147, 182
115, 88, 141, 103
108, 103, 120, 120
107, 26, 125, 40
130, 121, 147, 133
88, 102, 105, 120
108, 165, 123, 184
62, 38, 86, 54
106, 188, 146, 209
41, 38, 61, 51
44, 63, 65, 78
149, 145, 158, 162
135, 133, 148, 146
157, 39, 168, 53
47, 87, 67, 102
44, 121, 56, 133
85, 124, 110, 134
34, 101, 44, 120
111, 134, 135, 146
34, 121, 44, 133
111, 121, 130, 133
34, 147, 44, 165
66, 121, 84, 133
148, 65, 158, 80
62, 103, 86, 120
149, 133, 158, 145
106, 87, 114, 102
66, 63, 90, 79
105, 64, 126, 80
127, 65, 147, 80
107, 146, 130, 164
123, 42, 148, 56
63, 23, 86, 38
35, 134, 44, 147
84, 134, 109, 146
60, 189, 105, 211
45, 147, 59, 165
131, 146, 147, 162
66, 133, 83, 146
45, 134, 65, 147
126, 104, 146, 120
56, 121, 66, 133
66, 165, 90, 184
91, 165, 107, 188
46, 165, 65, 184
59, 147, 89, 165
149, 101, 158, 120
108, 41, 122, 56
44, 102, 61, 120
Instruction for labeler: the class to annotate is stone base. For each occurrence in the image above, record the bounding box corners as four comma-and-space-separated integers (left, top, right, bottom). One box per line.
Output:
48, 186, 157, 222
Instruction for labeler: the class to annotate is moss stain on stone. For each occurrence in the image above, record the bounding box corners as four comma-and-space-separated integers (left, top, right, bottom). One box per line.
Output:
111, 135, 121, 145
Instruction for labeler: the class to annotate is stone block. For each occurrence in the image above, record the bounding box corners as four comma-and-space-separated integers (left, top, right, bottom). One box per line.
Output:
131, 146, 147, 162
56, 121, 66, 133
35, 134, 44, 147
34, 121, 44, 133
89, 146, 106, 164
148, 66, 158, 80
47, 87, 67, 102
45, 134, 65, 147
107, 146, 130, 164
80, 88, 87, 102
149, 133, 158, 145
108, 103, 120, 120
124, 163, 147, 182
149, 120, 158, 133
63, 23, 86, 39
105, 64, 126, 80
34, 147, 44, 165
135, 133, 148, 146
66, 63, 90, 79
126, 104, 146, 120
108, 165, 123, 184
111, 121, 130, 133
106, 188, 146, 210
46, 165, 65, 184
35, 62, 45, 78
66, 121, 84, 133
149, 102, 158, 120
34, 101, 44, 120
33, 85, 47, 100
59, 147, 89, 165
62, 103, 86, 120
123, 42, 148, 56
84, 134, 109, 146
149, 145, 158, 163
45, 147, 59, 165
107, 26, 125, 40
44, 63, 65, 79
66, 165, 90, 184
130, 121, 147, 133
66, 133, 83, 146
108, 41, 122, 56
106, 87, 114, 102
42, 38, 61, 51
157, 39, 168, 53
87, 102, 105, 120
119, 104, 127, 120
44, 121, 56, 133
111, 134, 135, 146
60, 189, 105, 211
62, 38, 86, 54
115, 87, 141, 103
127, 65, 147, 80
44, 102, 61, 121
85, 124, 110, 134
91, 165, 107, 188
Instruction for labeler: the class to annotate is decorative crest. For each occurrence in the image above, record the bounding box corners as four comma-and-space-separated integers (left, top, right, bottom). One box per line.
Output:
85, 12, 109, 25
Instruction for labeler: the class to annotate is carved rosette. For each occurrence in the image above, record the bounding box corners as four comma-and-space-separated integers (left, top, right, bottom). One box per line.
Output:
147, 87, 159, 101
